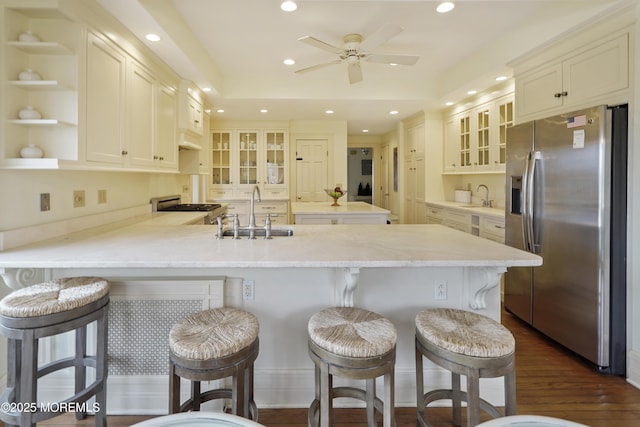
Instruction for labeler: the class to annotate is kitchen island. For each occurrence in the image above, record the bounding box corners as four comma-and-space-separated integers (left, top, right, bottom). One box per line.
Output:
0, 220, 540, 414
291, 201, 390, 224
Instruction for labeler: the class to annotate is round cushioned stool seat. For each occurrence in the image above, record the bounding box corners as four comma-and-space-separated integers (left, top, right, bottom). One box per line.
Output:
415, 308, 515, 358
170, 307, 259, 360
0, 276, 109, 319
308, 306, 397, 358
168, 307, 260, 420
0, 277, 110, 427
415, 308, 516, 427
308, 307, 397, 427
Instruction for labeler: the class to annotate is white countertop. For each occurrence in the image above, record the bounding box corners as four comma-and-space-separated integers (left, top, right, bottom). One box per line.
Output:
426, 201, 505, 219
291, 202, 390, 215
0, 221, 540, 269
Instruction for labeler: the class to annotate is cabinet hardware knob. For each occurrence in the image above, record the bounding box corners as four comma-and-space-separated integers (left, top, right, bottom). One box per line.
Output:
554, 92, 562, 98
561, 91, 568, 97
154, 155, 158, 160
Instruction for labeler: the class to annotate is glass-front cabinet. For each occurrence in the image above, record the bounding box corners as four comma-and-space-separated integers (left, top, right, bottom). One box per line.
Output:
208, 129, 288, 199
497, 98, 514, 167
443, 86, 513, 174
237, 131, 259, 187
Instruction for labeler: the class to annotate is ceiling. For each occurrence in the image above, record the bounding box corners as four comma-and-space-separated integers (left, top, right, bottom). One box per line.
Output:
96, 0, 625, 135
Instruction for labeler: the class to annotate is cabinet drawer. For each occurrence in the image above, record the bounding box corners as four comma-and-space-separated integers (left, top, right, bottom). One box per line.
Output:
208, 189, 234, 199
255, 201, 288, 214
480, 216, 505, 242
425, 205, 444, 220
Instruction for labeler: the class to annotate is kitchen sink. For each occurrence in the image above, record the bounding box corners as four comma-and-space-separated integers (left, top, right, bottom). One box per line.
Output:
222, 227, 294, 237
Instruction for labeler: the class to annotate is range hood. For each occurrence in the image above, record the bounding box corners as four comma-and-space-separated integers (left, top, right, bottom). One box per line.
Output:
178, 131, 202, 151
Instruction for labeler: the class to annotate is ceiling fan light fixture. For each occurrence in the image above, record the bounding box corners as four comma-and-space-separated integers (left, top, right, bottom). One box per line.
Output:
436, 2, 455, 14
280, 1, 297, 12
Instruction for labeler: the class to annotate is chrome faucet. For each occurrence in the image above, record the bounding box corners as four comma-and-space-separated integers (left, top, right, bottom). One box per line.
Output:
248, 185, 262, 239
477, 184, 490, 207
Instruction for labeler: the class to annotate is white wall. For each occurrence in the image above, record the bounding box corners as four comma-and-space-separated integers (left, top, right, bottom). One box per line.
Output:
0, 170, 189, 231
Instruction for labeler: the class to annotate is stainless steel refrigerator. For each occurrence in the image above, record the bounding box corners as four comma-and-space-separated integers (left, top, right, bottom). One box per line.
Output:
504, 104, 627, 374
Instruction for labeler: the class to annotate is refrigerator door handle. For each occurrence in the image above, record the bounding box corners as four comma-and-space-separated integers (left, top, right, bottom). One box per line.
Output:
522, 153, 532, 252
527, 151, 542, 254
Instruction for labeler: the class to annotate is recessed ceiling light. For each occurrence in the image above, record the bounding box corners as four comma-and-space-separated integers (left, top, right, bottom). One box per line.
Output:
362, 129, 369, 133
445, 101, 454, 106
283, 58, 295, 65
436, 2, 455, 13
467, 90, 477, 95
202, 87, 211, 92
145, 33, 161, 42
495, 75, 508, 81
389, 110, 399, 115
216, 109, 224, 113
204, 109, 211, 113
389, 63, 398, 66
260, 109, 268, 113
325, 110, 334, 114
280, 1, 297, 12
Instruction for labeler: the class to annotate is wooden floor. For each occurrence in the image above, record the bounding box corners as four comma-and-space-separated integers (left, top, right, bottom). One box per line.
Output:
40, 308, 640, 427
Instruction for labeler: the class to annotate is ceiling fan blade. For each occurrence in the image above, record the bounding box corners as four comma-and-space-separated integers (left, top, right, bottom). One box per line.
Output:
367, 54, 419, 66
298, 36, 344, 55
348, 62, 363, 84
295, 59, 342, 74
360, 24, 403, 52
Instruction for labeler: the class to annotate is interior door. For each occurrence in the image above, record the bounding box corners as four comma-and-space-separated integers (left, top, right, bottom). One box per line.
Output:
295, 139, 327, 202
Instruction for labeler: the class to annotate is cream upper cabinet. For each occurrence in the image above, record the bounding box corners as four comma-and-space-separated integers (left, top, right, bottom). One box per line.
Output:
178, 81, 204, 139
86, 35, 178, 171
515, 33, 628, 121
156, 82, 178, 170
1, 2, 180, 172
85, 31, 126, 165
126, 60, 155, 168
442, 88, 513, 174
208, 129, 289, 200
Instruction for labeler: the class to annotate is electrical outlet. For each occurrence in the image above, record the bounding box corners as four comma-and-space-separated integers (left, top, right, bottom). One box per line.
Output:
434, 281, 447, 300
98, 189, 107, 204
73, 190, 85, 208
40, 193, 50, 211
242, 280, 255, 300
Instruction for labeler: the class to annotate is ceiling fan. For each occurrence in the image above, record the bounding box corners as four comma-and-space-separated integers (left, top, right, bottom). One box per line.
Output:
295, 24, 419, 84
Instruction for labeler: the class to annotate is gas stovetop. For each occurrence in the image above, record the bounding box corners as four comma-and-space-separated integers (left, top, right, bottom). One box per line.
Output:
151, 196, 225, 215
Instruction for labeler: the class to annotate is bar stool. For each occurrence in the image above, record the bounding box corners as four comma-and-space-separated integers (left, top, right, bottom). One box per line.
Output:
307, 306, 397, 427
169, 307, 259, 420
415, 308, 516, 427
0, 277, 110, 427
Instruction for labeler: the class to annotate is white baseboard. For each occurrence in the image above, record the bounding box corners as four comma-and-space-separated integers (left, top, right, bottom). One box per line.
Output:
33, 367, 506, 414
627, 349, 640, 389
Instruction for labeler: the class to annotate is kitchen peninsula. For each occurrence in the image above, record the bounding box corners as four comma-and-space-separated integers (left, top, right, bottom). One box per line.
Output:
0, 218, 540, 414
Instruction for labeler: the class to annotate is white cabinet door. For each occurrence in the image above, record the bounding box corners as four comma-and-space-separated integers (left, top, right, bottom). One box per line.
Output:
562, 34, 628, 108
156, 82, 178, 170
85, 32, 126, 164
127, 61, 155, 168
515, 63, 563, 118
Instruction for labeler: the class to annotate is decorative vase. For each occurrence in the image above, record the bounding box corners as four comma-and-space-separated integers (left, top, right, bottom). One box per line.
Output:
20, 144, 44, 159
18, 106, 42, 120
18, 31, 40, 42
18, 69, 41, 81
